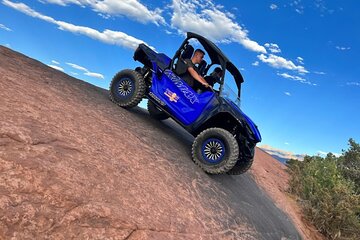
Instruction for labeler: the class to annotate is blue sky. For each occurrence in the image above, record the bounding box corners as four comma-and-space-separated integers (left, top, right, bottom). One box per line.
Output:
1, 0, 359, 156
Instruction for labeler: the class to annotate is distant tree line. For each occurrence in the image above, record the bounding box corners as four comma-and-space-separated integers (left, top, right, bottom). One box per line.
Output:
287, 138, 360, 240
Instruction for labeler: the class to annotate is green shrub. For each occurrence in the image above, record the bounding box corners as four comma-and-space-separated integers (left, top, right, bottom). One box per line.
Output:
287, 141, 360, 240
339, 139, 360, 193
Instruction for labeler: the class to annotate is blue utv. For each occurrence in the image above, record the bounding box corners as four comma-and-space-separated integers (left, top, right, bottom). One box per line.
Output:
109, 32, 261, 175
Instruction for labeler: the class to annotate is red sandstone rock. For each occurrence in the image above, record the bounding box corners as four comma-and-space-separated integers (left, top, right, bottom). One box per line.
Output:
0, 46, 320, 239
0, 46, 256, 239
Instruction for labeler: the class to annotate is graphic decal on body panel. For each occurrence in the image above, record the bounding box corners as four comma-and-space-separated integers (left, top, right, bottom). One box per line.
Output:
164, 70, 199, 104
149, 92, 166, 106
164, 89, 179, 102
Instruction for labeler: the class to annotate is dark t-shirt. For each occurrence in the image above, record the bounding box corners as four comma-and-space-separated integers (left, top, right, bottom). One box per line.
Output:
180, 59, 198, 88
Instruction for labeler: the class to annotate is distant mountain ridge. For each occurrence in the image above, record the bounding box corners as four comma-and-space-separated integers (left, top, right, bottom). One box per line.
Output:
259, 145, 305, 164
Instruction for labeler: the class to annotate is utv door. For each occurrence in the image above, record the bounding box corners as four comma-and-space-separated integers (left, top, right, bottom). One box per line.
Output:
149, 69, 216, 125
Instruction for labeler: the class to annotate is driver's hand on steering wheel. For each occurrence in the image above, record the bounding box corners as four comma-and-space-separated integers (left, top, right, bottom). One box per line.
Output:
203, 83, 214, 92
203, 82, 210, 88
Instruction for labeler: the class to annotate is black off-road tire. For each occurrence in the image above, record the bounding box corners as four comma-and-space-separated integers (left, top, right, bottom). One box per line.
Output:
147, 101, 169, 120
109, 69, 146, 108
227, 157, 254, 175
192, 128, 239, 174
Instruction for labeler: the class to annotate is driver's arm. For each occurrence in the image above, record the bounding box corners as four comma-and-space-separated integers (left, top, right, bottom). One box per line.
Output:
188, 67, 211, 88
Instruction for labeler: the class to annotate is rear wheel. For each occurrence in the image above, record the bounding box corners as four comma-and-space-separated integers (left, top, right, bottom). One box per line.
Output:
227, 156, 254, 175
109, 69, 145, 108
192, 128, 239, 174
147, 101, 169, 120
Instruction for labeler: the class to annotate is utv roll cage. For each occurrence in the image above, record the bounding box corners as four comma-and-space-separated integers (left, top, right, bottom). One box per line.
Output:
170, 32, 244, 97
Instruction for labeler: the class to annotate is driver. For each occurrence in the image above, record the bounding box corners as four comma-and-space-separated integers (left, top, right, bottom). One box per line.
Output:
181, 49, 211, 90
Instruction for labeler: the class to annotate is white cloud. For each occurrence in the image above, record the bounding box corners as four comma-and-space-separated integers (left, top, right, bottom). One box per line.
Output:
49, 61, 102, 78
314, 71, 326, 75
314, 0, 335, 15
290, 0, 304, 14
264, 43, 281, 53
3, 0, 57, 22
295, 8, 303, 14
39, 0, 72, 6
336, 46, 351, 51
39, 0, 165, 25
3, 0, 148, 50
252, 61, 259, 66
66, 62, 104, 79
284, 142, 290, 145
277, 72, 314, 85
170, 0, 266, 53
51, 60, 60, 64
258, 54, 309, 74
165, 30, 175, 35
0, 23, 12, 31
284, 92, 291, 96
66, 62, 88, 72
93, 0, 165, 25
270, 4, 278, 10
296, 56, 304, 64
288, 0, 334, 15
347, 82, 360, 87
48, 64, 64, 71
84, 71, 104, 79
278, 72, 305, 81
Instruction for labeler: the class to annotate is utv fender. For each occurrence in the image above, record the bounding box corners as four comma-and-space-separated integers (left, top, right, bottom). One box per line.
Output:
192, 110, 259, 145
192, 112, 242, 137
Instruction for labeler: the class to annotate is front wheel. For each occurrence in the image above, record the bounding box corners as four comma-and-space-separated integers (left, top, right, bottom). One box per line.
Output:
192, 128, 239, 174
109, 69, 146, 108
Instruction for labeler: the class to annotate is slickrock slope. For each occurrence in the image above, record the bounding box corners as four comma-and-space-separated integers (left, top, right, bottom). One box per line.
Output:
0, 46, 302, 239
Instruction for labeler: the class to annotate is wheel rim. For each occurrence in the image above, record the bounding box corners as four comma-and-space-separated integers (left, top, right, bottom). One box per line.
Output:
201, 138, 226, 164
114, 77, 134, 99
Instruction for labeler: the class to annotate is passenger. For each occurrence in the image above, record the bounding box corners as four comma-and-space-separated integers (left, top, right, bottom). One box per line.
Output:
181, 49, 211, 90
207, 67, 223, 87
195, 67, 223, 94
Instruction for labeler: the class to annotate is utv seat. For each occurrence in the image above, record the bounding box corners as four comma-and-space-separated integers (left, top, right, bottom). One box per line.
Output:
198, 59, 207, 76
181, 44, 194, 60
174, 44, 194, 76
